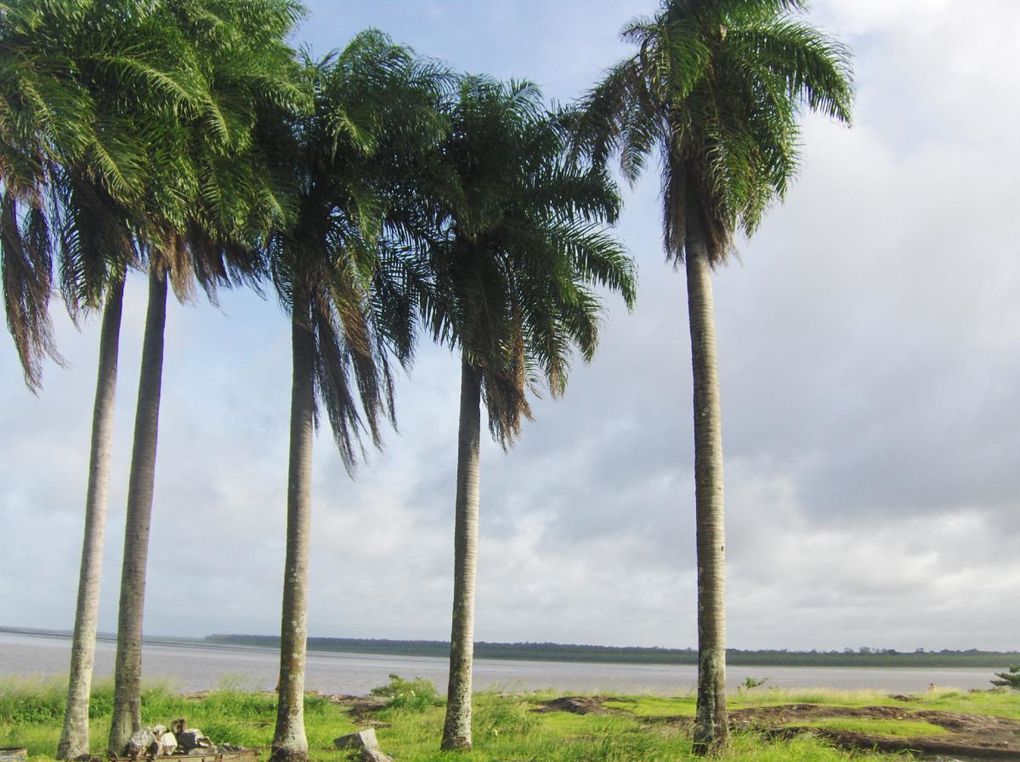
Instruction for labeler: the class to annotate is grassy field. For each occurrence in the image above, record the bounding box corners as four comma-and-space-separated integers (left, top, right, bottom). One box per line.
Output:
1, 676, 1017, 761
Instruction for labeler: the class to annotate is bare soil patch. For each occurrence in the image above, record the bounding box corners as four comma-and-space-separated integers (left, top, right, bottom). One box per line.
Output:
323, 694, 390, 727
729, 704, 1020, 759
532, 696, 613, 715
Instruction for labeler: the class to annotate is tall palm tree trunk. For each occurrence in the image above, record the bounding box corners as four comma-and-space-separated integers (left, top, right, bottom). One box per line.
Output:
57, 279, 125, 761
271, 305, 315, 762
441, 358, 482, 752
108, 268, 168, 755
685, 202, 728, 754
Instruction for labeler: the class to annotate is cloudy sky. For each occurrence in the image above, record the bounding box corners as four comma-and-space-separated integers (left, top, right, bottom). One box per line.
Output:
2, 0, 1018, 654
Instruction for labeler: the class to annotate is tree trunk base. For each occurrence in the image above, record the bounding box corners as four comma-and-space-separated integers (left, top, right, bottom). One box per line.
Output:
269, 745, 309, 762
440, 736, 472, 752
55, 740, 87, 761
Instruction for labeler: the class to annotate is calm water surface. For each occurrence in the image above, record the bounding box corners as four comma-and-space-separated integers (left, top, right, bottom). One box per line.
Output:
0, 631, 995, 695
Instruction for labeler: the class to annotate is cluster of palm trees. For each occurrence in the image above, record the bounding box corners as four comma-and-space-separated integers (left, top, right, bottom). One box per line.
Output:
1, 0, 851, 758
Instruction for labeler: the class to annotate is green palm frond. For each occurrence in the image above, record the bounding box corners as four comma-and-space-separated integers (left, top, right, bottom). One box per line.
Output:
710, 0, 811, 22
311, 296, 368, 472
54, 169, 136, 314
1, 191, 61, 391
724, 19, 853, 123
91, 52, 204, 106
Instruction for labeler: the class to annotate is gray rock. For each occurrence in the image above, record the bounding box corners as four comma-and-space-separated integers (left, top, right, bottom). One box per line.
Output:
334, 728, 379, 751
177, 729, 212, 751
360, 749, 393, 762
124, 728, 157, 759
155, 731, 178, 756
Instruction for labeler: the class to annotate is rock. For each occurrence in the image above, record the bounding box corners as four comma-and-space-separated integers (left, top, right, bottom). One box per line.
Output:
360, 749, 393, 762
177, 729, 212, 751
124, 728, 157, 759
170, 719, 188, 735
536, 696, 604, 715
334, 728, 379, 751
155, 732, 178, 756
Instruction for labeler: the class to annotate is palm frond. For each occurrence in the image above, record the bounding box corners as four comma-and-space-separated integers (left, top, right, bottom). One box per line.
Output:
1, 191, 61, 390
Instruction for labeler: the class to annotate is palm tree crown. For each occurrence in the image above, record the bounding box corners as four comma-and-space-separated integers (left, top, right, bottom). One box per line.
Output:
265, 32, 451, 465
576, 0, 852, 261
424, 77, 636, 445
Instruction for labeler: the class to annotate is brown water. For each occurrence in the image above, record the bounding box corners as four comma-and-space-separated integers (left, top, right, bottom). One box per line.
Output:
0, 631, 996, 695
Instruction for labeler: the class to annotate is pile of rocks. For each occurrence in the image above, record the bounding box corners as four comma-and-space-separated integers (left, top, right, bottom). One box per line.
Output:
123, 719, 240, 759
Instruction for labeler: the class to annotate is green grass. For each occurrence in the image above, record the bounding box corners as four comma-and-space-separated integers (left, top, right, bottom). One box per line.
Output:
368, 696, 888, 762
2, 679, 1016, 761
730, 688, 902, 709
919, 687, 1020, 720
0, 679, 357, 760
602, 695, 695, 718
786, 718, 949, 738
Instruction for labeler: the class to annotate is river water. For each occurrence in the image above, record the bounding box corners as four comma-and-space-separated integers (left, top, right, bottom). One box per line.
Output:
0, 631, 996, 695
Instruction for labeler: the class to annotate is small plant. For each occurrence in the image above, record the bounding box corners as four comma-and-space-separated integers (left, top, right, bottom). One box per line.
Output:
369, 674, 440, 712
991, 665, 1020, 691
740, 676, 769, 690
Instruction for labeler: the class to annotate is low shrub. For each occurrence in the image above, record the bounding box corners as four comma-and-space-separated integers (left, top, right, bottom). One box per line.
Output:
370, 674, 440, 712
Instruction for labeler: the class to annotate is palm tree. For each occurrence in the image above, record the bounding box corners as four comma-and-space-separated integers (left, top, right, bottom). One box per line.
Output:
1, 5, 183, 757
414, 77, 635, 751
106, 1, 307, 753
573, 0, 852, 750
260, 33, 449, 762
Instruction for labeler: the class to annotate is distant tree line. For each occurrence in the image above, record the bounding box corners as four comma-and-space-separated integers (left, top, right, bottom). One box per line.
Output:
205, 634, 1020, 668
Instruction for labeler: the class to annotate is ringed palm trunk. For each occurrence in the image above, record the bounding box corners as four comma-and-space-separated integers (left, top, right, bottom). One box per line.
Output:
270, 302, 315, 762
108, 268, 168, 755
57, 279, 125, 761
441, 358, 482, 752
685, 200, 728, 754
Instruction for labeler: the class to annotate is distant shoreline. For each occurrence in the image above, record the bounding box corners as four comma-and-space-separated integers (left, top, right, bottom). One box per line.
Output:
205, 634, 1020, 668
5, 626, 1013, 669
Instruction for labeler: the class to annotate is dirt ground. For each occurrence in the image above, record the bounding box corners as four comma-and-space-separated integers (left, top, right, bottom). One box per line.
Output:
731, 703, 1020, 759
